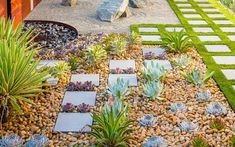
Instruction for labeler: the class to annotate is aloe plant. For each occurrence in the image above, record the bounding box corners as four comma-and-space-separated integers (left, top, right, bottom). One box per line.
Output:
143, 81, 164, 100
108, 78, 129, 100
161, 30, 193, 54
185, 68, 215, 87
85, 44, 107, 65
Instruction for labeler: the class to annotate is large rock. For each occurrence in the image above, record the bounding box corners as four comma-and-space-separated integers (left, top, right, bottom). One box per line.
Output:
129, 0, 149, 8
97, 0, 129, 22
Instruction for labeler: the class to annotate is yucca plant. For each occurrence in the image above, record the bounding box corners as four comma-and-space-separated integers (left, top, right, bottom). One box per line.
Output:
85, 44, 107, 65
108, 78, 129, 100
184, 68, 215, 87
192, 137, 209, 147
90, 100, 133, 147
143, 81, 164, 100
161, 30, 193, 54
129, 31, 142, 45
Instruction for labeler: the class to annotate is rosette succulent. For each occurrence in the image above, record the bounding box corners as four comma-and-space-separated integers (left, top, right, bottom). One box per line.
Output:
77, 103, 90, 113
206, 102, 227, 116
195, 90, 212, 102
85, 44, 107, 65
110, 67, 135, 74
25, 134, 49, 147
170, 102, 187, 113
108, 78, 129, 100
171, 55, 192, 69
62, 103, 74, 112
0, 134, 22, 147
143, 136, 166, 147
139, 114, 157, 127
179, 121, 199, 133
66, 81, 95, 91
143, 81, 164, 100
192, 137, 208, 147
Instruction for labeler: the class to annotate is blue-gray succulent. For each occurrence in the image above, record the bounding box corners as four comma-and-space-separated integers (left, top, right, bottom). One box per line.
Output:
139, 114, 157, 127
143, 81, 164, 100
25, 134, 49, 147
169, 102, 187, 113
143, 136, 166, 147
108, 78, 129, 100
179, 121, 198, 133
206, 102, 227, 116
195, 90, 212, 102
0, 134, 22, 147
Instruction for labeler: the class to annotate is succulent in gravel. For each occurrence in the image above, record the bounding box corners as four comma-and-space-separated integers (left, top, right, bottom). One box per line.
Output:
77, 103, 91, 113
143, 136, 166, 147
142, 61, 167, 82
192, 137, 208, 147
85, 44, 107, 65
171, 55, 192, 69
195, 90, 212, 102
170, 102, 187, 113
144, 52, 156, 60
54, 50, 66, 58
139, 114, 157, 127
110, 35, 127, 55
108, 78, 129, 100
206, 102, 227, 116
68, 57, 79, 71
51, 62, 70, 78
143, 81, 164, 100
0, 134, 22, 147
25, 134, 49, 147
179, 121, 199, 133
67, 81, 95, 91
130, 31, 142, 45
110, 67, 135, 74
209, 118, 225, 130
62, 103, 74, 112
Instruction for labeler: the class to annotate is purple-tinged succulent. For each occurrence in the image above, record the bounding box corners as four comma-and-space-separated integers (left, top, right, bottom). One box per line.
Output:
158, 51, 168, 60
77, 103, 91, 113
144, 52, 156, 60
170, 102, 187, 113
62, 103, 74, 112
110, 68, 135, 74
25, 134, 49, 147
66, 81, 95, 91
67, 82, 76, 91
0, 134, 22, 147
126, 67, 135, 74
139, 114, 157, 127
54, 50, 66, 58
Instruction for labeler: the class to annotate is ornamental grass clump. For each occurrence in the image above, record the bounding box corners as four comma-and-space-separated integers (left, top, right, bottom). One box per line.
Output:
161, 30, 193, 54
192, 137, 209, 147
209, 118, 225, 130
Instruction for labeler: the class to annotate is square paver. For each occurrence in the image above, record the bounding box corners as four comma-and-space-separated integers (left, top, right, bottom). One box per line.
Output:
198, 36, 221, 41
37, 60, 62, 69
62, 91, 96, 106
54, 113, 92, 132
222, 70, 235, 80
47, 77, 59, 86
176, 3, 192, 7
193, 27, 214, 32
197, 3, 213, 7
109, 60, 135, 70
213, 20, 233, 24
180, 8, 196, 12
213, 56, 235, 64
71, 74, 99, 86
204, 45, 231, 52
141, 35, 161, 41
108, 74, 138, 86
184, 14, 202, 18
207, 14, 225, 18
188, 20, 207, 25
139, 27, 158, 32
202, 8, 219, 12
165, 27, 184, 32
144, 60, 172, 70
143, 48, 166, 56
228, 35, 235, 41
220, 27, 235, 32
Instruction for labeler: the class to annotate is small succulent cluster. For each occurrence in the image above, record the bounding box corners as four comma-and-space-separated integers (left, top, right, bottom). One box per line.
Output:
171, 55, 192, 69
62, 103, 91, 112
50, 62, 70, 78
0, 134, 22, 146
144, 51, 168, 60
67, 81, 95, 91
206, 102, 227, 116
54, 50, 66, 58
85, 44, 107, 65
139, 114, 157, 127
110, 67, 135, 74
195, 90, 212, 102
25, 134, 49, 147
68, 57, 79, 71
143, 136, 166, 147
143, 81, 164, 100
192, 137, 208, 147
170, 102, 187, 113
179, 121, 199, 133
129, 31, 142, 45
108, 78, 129, 100
209, 118, 225, 130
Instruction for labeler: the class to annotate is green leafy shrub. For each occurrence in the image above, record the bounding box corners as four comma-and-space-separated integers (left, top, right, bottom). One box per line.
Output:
108, 78, 129, 100
161, 30, 193, 54
85, 44, 107, 65
130, 31, 142, 45
143, 81, 164, 100
184, 68, 215, 87
209, 118, 225, 130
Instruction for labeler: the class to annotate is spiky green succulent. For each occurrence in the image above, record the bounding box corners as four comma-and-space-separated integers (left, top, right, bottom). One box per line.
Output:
192, 137, 208, 147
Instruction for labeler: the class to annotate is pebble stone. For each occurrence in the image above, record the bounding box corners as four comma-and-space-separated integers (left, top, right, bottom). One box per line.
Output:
109, 60, 135, 70
108, 74, 138, 86
212, 56, 235, 65
198, 36, 221, 41
70, 74, 100, 86
204, 45, 231, 52
221, 70, 235, 80
139, 27, 158, 32
193, 27, 214, 32
141, 35, 162, 42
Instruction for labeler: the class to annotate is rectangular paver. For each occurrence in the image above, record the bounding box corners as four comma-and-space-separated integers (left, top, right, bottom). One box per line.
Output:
144, 60, 172, 70
180, 8, 196, 12
232, 85, 235, 90
213, 20, 233, 24
222, 70, 235, 80
193, 27, 214, 32
184, 14, 202, 18
207, 14, 225, 18
109, 60, 135, 70
228, 35, 235, 41
165, 27, 184, 32
141, 35, 161, 41
143, 48, 166, 56
204, 45, 230, 52
176, 3, 192, 7
71, 74, 99, 86
139, 27, 158, 32
188, 20, 207, 25
202, 8, 219, 12
62, 91, 96, 106
197, 3, 213, 7
213, 56, 235, 64
54, 113, 92, 132
198, 36, 221, 41
220, 27, 235, 32
108, 74, 138, 86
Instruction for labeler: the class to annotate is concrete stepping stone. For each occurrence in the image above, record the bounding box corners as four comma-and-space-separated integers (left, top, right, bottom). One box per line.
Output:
175, 0, 188, 2
198, 36, 221, 41
188, 20, 207, 25
194, 0, 208, 2
184, 14, 202, 18
222, 69, 235, 80
141, 35, 161, 41
197, 3, 213, 7
108, 74, 138, 86
228, 35, 235, 41
176, 3, 192, 7
205, 45, 230, 52
202, 8, 219, 12
213, 20, 233, 24
109, 60, 135, 70
37, 60, 63, 69
232, 85, 235, 90
180, 8, 196, 12
144, 60, 172, 70
139, 27, 158, 32
62, 91, 96, 106
193, 27, 214, 32
71, 74, 99, 86
47, 77, 59, 86
207, 14, 225, 18
165, 27, 184, 32
213, 56, 235, 64
54, 113, 92, 132
220, 27, 235, 32
143, 48, 166, 56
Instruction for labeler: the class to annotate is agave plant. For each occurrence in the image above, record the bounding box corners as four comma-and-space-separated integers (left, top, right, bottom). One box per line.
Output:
184, 68, 215, 87
110, 35, 127, 55
129, 31, 142, 45
143, 81, 164, 100
171, 55, 192, 69
142, 61, 167, 82
108, 78, 129, 100
192, 137, 208, 147
161, 30, 193, 54
85, 44, 107, 65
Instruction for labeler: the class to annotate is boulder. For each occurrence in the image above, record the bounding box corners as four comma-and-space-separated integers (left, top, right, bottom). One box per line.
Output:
121, 7, 132, 17
97, 0, 129, 22
61, 0, 77, 7
129, 0, 149, 8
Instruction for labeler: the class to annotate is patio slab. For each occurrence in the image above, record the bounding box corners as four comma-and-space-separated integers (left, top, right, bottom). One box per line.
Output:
62, 91, 96, 106
141, 35, 162, 41
165, 27, 184, 32
193, 27, 214, 32
188, 20, 207, 25
71, 74, 99, 86
144, 60, 172, 70
139, 27, 158, 32
180, 8, 196, 12
220, 27, 235, 32
212, 56, 235, 64
109, 60, 135, 70
143, 48, 166, 56
222, 70, 235, 80
204, 45, 230, 52
175, 0, 188, 2
213, 20, 233, 24
184, 14, 202, 18
54, 113, 92, 132
207, 14, 225, 18
228, 35, 235, 41
198, 36, 221, 41
108, 74, 138, 86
